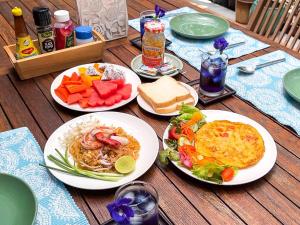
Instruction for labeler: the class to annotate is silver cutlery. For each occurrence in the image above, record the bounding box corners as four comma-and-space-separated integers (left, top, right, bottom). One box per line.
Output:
199, 41, 246, 55
237, 58, 286, 74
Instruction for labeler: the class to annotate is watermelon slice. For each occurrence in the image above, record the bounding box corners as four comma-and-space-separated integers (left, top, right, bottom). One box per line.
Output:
81, 88, 94, 98
112, 94, 122, 103
109, 79, 125, 88
67, 93, 82, 104
104, 95, 116, 106
97, 98, 105, 106
104, 94, 123, 106
55, 86, 69, 103
93, 80, 118, 98
116, 84, 132, 100
88, 91, 100, 107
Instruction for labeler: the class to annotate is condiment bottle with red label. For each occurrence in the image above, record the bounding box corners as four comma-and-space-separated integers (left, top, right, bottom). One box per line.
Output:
12, 7, 39, 59
142, 20, 165, 67
54, 10, 75, 50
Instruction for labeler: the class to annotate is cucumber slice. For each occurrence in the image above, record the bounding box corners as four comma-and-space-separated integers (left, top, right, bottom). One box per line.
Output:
191, 123, 199, 132
178, 137, 192, 146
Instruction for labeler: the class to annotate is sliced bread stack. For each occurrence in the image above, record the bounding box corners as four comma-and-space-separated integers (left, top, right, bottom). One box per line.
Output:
138, 76, 194, 114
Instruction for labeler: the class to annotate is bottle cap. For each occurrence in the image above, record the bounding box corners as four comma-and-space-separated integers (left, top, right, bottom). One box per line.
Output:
144, 20, 164, 33
32, 7, 51, 27
54, 10, 70, 23
12, 7, 22, 16
75, 26, 93, 40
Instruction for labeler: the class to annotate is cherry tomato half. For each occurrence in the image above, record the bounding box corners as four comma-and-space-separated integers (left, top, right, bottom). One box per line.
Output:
168, 126, 181, 140
221, 167, 235, 182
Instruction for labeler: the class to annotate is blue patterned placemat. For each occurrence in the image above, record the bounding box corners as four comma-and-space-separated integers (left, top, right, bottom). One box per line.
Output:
128, 7, 269, 69
226, 50, 300, 134
0, 127, 90, 225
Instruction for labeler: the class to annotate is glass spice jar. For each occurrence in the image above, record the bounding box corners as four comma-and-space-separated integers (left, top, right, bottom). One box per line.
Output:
142, 20, 165, 67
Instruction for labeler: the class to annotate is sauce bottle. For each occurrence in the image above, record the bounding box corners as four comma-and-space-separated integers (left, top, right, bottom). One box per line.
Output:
12, 7, 39, 59
32, 7, 56, 53
54, 10, 75, 50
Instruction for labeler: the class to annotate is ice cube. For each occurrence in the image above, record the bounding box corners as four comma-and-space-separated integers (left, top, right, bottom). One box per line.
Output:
138, 200, 156, 212
130, 215, 143, 225
123, 192, 135, 203
134, 192, 150, 204
201, 59, 210, 69
208, 64, 221, 76
212, 74, 223, 83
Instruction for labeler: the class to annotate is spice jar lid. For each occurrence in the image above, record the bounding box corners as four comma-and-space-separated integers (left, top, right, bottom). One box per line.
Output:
54, 10, 70, 23
144, 20, 164, 33
32, 7, 51, 27
75, 26, 93, 40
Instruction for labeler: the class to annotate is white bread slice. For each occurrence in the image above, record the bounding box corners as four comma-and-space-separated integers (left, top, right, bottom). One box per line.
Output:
138, 76, 191, 108
154, 96, 195, 114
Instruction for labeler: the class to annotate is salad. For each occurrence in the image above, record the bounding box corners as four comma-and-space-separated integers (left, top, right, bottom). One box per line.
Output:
160, 104, 237, 184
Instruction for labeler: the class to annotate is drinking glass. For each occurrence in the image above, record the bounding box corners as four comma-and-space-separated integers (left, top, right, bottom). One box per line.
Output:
199, 52, 228, 97
140, 10, 155, 38
115, 181, 159, 225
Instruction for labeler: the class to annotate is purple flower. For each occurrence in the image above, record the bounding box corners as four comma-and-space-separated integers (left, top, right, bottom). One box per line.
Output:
213, 37, 229, 53
155, 5, 165, 19
107, 198, 134, 225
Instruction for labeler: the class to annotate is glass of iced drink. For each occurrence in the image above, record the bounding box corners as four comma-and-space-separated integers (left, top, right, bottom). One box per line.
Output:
115, 181, 159, 225
199, 52, 228, 97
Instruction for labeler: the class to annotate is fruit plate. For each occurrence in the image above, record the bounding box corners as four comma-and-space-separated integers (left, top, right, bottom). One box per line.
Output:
162, 110, 277, 185
137, 82, 199, 116
44, 112, 159, 190
50, 63, 141, 112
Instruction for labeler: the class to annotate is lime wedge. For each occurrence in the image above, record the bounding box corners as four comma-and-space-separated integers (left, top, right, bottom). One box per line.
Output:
115, 155, 136, 174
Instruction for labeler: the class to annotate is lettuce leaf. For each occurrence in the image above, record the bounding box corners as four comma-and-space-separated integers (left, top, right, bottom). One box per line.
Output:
159, 148, 180, 165
179, 104, 200, 114
191, 163, 226, 184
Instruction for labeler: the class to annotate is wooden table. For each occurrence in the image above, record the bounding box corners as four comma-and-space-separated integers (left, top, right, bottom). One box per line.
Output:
0, 0, 299, 224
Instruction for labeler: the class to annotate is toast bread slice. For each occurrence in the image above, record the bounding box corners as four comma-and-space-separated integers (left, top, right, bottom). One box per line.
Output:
137, 76, 191, 108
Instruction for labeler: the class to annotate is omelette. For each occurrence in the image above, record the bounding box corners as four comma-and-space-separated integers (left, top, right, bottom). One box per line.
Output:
195, 120, 265, 168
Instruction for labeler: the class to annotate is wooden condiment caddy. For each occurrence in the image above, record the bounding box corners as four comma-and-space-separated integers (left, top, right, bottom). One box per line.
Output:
3, 30, 105, 80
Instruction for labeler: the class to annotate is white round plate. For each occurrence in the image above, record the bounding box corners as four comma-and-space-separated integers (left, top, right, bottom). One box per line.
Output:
131, 53, 184, 79
51, 63, 141, 112
137, 82, 199, 116
162, 110, 277, 185
44, 112, 159, 190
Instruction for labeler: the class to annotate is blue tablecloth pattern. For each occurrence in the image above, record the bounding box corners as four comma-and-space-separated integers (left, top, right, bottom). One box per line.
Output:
226, 50, 300, 134
0, 127, 90, 225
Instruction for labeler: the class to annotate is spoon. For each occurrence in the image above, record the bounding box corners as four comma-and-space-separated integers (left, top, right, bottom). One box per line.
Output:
199, 41, 246, 55
237, 58, 286, 74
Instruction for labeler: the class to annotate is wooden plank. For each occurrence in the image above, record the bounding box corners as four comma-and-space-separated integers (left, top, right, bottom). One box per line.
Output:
253, 0, 272, 34
0, 104, 11, 131
259, 0, 279, 36
0, 32, 13, 75
277, 0, 300, 43
265, 0, 286, 37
